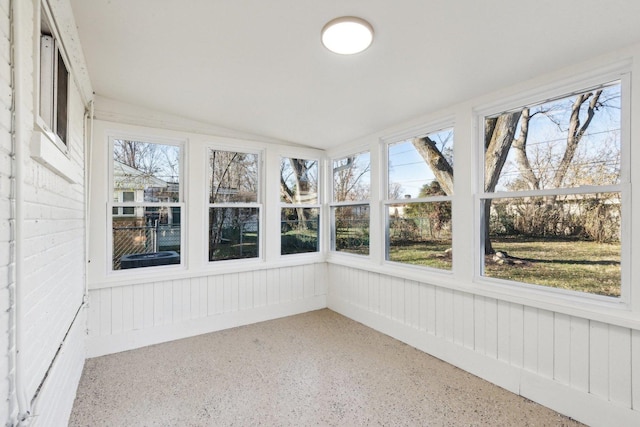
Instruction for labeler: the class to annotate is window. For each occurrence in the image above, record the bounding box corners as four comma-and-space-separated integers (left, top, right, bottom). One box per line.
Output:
385, 128, 454, 270
331, 152, 370, 255
39, 10, 69, 151
208, 149, 260, 261
280, 157, 320, 255
480, 80, 625, 298
111, 139, 183, 271
113, 191, 136, 216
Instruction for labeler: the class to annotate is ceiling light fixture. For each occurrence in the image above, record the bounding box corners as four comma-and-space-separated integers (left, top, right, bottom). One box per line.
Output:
321, 16, 374, 55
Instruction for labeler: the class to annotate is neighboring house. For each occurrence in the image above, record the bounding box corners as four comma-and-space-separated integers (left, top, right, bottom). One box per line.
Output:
112, 160, 168, 218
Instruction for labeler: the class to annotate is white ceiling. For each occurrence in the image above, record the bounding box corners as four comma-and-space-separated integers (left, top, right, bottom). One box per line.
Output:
70, 0, 640, 150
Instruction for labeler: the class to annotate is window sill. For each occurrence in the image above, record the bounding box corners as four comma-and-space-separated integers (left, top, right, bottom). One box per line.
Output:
31, 130, 82, 183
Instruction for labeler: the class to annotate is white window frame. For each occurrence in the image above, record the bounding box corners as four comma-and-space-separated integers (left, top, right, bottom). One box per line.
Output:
206, 146, 263, 264
330, 151, 371, 256
279, 155, 322, 257
107, 135, 186, 274
382, 123, 455, 272
36, 1, 70, 155
473, 70, 631, 307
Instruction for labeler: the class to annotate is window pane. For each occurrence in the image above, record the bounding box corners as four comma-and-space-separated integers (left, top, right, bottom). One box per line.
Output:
333, 152, 370, 202
209, 207, 259, 261
280, 158, 318, 204
209, 150, 258, 203
113, 140, 180, 203
55, 51, 69, 144
388, 129, 453, 199
281, 208, 319, 255
387, 202, 452, 270
112, 206, 181, 270
485, 82, 621, 193
483, 193, 620, 297
333, 205, 369, 255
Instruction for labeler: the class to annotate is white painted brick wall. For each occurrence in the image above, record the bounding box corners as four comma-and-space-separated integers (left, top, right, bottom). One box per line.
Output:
0, 0, 12, 422
1, 0, 90, 425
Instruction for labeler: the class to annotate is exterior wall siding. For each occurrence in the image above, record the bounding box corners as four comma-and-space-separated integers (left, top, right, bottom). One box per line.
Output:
1, 0, 91, 425
327, 264, 640, 427
86, 264, 328, 357
0, 0, 13, 422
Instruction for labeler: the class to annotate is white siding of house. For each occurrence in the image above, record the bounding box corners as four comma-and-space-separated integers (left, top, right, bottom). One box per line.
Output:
0, 0, 14, 422
86, 264, 327, 357
1, 0, 92, 425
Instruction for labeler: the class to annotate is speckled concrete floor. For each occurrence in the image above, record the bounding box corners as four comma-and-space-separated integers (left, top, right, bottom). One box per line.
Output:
69, 309, 583, 426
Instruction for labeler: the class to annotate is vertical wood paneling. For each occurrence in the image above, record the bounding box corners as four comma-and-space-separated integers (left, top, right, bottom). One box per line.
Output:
99, 288, 111, 336
359, 269, 369, 309
87, 290, 100, 336
537, 310, 554, 378
349, 267, 358, 303
408, 280, 420, 329
211, 274, 223, 314
303, 264, 315, 299
152, 282, 163, 325
132, 284, 144, 329
442, 288, 454, 341
223, 273, 238, 312
122, 285, 134, 332
553, 313, 571, 385
143, 283, 154, 328
291, 266, 304, 301
238, 272, 250, 310
523, 306, 538, 370
279, 267, 292, 303
391, 277, 404, 322
417, 283, 428, 332
368, 272, 380, 314
632, 330, 640, 410
508, 304, 523, 368
315, 263, 328, 295
163, 281, 173, 324
462, 293, 475, 350
267, 268, 279, 305
497, 300, 511, 363
379, 274, 392, 318
110, 286, 123, 334
473, 296, 486, 354
172, 280, 183, 323
484, 298, 498, 359
608, 325, 632, 407
589, 321, 610, 399
254, 269, 267, 307
181, 278, 191, 319
452, 291, 465, 345
569, 316, 590, 392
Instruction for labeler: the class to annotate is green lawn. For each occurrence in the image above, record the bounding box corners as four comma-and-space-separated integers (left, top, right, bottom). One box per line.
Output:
388, 237, 620, 297
486, 237, 620, 297
388, 240, 452, 270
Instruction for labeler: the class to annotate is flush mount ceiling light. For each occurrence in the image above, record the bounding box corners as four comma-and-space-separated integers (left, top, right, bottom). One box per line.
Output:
321, 16, 374, 55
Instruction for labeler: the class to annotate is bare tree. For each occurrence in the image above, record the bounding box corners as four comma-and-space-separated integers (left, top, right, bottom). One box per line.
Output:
411, 135, 454, 196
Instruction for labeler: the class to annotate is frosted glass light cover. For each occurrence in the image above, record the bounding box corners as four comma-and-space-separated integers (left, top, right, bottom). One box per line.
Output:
322, 17, 373, 55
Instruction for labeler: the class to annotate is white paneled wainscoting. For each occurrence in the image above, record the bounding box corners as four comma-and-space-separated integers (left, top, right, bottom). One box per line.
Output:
86, 263, 327, 358
326, 264, 640, 427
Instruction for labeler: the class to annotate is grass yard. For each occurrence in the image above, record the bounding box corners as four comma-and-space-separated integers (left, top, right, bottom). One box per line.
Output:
388, 240, 452, 270
388, 237, 620, 297
486, 237, 620, 297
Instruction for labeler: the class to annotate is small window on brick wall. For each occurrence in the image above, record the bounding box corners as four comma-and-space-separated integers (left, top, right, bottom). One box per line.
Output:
39, 10, 70, 151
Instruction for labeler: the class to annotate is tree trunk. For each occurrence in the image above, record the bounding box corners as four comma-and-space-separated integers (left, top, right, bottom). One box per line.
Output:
552, 90, 602, 189
411, 136, 454, 196
483, 111, 521, 254
512, 108, 540, 190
